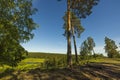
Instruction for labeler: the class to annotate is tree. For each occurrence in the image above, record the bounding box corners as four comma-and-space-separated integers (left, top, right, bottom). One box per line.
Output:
63, 12, 84, 63
87, 37, 96, 57
0, 0, 38, 66
104, 37, 119, 58
80, 40, 89, 60
80, 37, 95, 60
58, 0, 99, 67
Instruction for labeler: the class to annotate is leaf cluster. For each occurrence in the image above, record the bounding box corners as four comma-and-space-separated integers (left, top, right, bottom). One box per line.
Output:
70, 0, 99, 18
63, 12, 84, 38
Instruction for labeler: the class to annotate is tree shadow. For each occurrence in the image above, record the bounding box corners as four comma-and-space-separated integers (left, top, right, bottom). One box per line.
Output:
0, 68, 17, 79
80, 62, 120, 80
0, 62, 120, 80
26, 68, 90, 80
0, 68, 24, 80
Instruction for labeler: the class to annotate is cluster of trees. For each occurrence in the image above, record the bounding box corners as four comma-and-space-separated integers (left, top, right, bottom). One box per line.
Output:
0, 0, 38, 66
79, 36, 120, 60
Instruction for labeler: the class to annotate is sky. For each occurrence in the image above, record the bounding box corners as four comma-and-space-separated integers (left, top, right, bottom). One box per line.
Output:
22, 0, 120, 55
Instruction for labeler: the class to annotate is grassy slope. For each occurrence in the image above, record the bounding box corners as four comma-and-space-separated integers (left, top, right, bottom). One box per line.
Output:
0, 52, 120, 80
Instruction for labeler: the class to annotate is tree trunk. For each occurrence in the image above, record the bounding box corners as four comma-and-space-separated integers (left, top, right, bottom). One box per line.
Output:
67, 0, 72, 68
71, 26, 78, 63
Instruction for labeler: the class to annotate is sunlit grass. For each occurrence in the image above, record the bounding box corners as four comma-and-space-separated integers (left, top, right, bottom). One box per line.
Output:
89, 58, 120, 64
0, 58, 45, 72
20, 58, 45, 63
0, 65, 11, 72
16, 58, 45, 70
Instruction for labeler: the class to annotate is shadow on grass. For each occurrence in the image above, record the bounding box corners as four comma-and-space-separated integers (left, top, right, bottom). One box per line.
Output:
0, 62, 120, 80
0, 68, 23, 80
27, 68, 90, 80
0, 68, 17, 80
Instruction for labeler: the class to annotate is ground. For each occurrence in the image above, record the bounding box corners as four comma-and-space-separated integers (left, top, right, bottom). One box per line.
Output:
0, 59, 120, 80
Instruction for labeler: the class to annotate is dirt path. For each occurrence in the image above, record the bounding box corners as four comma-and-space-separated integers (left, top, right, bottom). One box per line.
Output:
80, 63, 120, 80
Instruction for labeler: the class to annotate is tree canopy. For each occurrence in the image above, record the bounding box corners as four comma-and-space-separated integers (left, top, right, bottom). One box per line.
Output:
80, 37, 95, 59
0, 0, 38, 66
70, 0, 99, 18
104, 37, 119, 58
63, 12, 84, 38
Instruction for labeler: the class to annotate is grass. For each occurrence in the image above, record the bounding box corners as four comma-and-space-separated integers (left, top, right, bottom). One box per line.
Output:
89, 57, 120, 64
16, 58, 45, 71
0, 58, 45, 72
0, 52, 120, 80
20, 58, 45, 63
28, 52, 66, 58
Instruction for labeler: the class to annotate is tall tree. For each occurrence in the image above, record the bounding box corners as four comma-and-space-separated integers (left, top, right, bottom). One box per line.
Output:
58, 0, 99, 67
67, 0, 72, 67
104, 37, 119, 58
0, 0, 38, 66
63, 12, 84, 63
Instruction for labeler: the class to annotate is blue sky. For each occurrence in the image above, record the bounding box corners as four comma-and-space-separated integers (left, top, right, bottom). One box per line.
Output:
22, 0, 120, 55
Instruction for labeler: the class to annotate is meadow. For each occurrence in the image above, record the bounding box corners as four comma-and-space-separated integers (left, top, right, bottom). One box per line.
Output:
0, 52, 120, 80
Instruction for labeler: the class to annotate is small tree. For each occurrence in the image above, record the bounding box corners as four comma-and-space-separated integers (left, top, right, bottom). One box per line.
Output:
80, 37, 95, 62
87, 37, 96, 58
104, 37, 119, 58
80, 40, 89, 60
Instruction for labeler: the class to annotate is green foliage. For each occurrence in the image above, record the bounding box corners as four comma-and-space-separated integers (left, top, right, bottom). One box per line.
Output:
27, 52, 67, 68
0, 42, 27, 67
59, 0, 99, 18
87, 37, 95, 52
63, 12, 84, 38
93, 53, 104, 58
80, 37, 95, 64
43, 57, 67, 69
28, 53, 67, 69
0, 0, 38, 66
104, 37, 119, 58
15, 58, 44, 71
80, 37, 95, 57
70, 0, 99, 18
